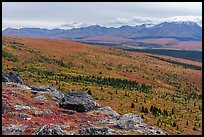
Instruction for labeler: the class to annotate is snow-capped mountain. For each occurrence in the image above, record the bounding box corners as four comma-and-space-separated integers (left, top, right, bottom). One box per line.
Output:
3, 21, 202, 41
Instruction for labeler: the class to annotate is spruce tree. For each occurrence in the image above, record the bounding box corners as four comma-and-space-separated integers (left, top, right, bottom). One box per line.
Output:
141, 106, 145, 112
88, 90, 92, 95
173, 122, 176, 127
131, 103, 135, 108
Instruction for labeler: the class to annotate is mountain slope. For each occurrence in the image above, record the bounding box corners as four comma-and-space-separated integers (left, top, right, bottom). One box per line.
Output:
130, 22, 202, 41
2, 36, 202, 135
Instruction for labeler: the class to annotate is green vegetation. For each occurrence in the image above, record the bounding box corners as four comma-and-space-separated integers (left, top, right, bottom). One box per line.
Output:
148, 55, 202, 70
2, 37, 202, 135
63, 74, 152, 93
2, 50, 18, 62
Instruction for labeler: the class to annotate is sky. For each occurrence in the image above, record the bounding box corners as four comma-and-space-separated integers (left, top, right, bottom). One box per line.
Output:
2, 2, 202, 30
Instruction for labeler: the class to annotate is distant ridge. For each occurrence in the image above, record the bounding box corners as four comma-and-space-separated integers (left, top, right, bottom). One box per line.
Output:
3, 21, 202, 42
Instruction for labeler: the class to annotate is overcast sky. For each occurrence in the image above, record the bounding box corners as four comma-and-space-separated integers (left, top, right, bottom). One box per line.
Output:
2, 2, 202, 30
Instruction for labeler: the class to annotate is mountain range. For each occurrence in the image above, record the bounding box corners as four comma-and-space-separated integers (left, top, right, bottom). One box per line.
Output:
2, 21, 202, 50
3, 21, 202, 40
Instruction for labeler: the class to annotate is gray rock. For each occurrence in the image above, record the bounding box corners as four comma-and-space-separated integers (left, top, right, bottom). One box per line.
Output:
31, 90, 38, 94
95, 107, 120, 126
30, 85, 64, 102
30, 85, 48, 91
98, 106, 120, 119
32, 125, 66, 135
15, 105, 31, 111
60, 109, 75, 114
2, 102, 10, 114
2, 124, 27, 135
2, 74, 10, 82
34, 95, 47, 100
39, 102, 45, 105
116, 113, 143, 130
97, 117, 118, 125
48, 87, 65, 102
59, 91, 100, 112
2, 72, 23, 84
16, 83, 30, 89
34, 110, 52, 116
18, 113, 29, 118
136, 125, 166, 135
79, 127, 113, 135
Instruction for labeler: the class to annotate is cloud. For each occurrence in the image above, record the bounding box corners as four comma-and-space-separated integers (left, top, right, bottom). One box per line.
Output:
60, 22, 90, 29
2, 19, 63, 30
2, 15, 202, 30
106, 16, 202, 27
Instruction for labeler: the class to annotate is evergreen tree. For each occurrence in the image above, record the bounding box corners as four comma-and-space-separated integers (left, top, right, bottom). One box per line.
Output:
150, 105, 153, 112
141, 106, 145, 112
141, 114, 144, 119
145, 108, 148, 114
88, 90, 92, 95
144, 98, 146, 103
172, 108, 175, 115
157, 119, 161, 126
131, 103, 135, 108
173, 122, 176, 127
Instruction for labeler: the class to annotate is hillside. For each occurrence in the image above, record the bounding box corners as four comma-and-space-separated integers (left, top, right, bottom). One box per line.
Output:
2, 75, 166, 135
2, 36, 202, 135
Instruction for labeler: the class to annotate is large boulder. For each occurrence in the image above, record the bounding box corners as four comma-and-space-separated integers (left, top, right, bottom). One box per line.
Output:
30, 85, 64, 102
59, 91, 100, 112
98, 106, 120, 119
2, 72, 23, 84
116, 113, 143, 130
96, 107, 120, 125
79, 127, 113, 135
32, 125, 66, 135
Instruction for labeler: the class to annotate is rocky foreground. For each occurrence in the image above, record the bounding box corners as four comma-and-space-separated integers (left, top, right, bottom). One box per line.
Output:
2, 72, 167, 135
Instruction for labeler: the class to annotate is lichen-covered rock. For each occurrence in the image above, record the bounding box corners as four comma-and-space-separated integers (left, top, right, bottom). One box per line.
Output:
98, 106, 120, 119
96, 107, 121, 126
136, 125, 166, 135
16, 83, 30, 89
34, 110, 52, 116
30, 85, 64, 102
2, 74, 10, 82
59, 91, 100, 112
32, 125, 66, 135
116, 113, 143, 130
2, 72, 23, 84
2, 124, 27, 135
34, 95, 47, 100
79, 127, 113, 135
